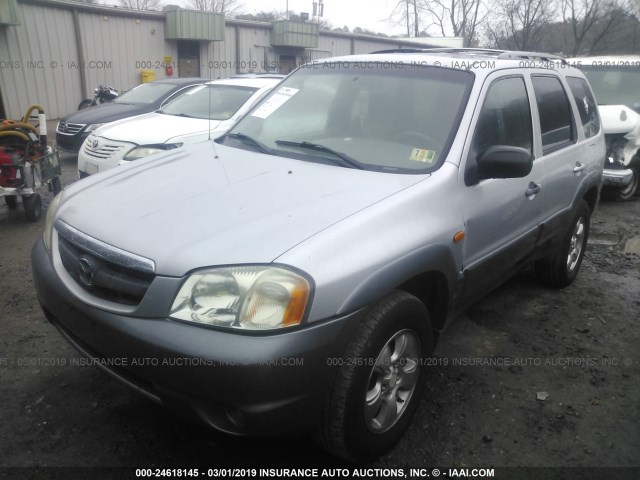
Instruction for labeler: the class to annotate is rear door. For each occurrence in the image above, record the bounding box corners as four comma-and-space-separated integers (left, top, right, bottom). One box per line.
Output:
530, 73, 601, 246
459, 73, 546, 303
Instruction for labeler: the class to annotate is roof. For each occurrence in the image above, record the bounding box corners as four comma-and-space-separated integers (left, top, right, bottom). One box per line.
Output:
154, 77, 208, 85
205, 77, 283, 88
308, 49, 586, 78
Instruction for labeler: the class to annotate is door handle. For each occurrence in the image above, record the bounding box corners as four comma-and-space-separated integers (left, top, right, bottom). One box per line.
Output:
525, 182, 541, 197
573, 162, 587, 173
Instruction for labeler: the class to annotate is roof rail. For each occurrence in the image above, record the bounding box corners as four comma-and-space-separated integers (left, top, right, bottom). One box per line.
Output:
369, 48, 428, 54
370, 47, 569, 65
497, 51, 568, 64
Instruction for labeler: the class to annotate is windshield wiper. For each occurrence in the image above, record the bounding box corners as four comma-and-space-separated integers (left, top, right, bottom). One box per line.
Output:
275, 140, 364, 170
222, 133, 273, 155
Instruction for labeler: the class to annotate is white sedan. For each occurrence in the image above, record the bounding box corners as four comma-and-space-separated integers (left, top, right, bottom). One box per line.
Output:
77, 76, 283, 177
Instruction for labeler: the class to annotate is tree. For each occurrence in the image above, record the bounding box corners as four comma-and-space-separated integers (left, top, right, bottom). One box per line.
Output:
390, 0, 421, 37
486, 0, 556, 50
189, 0, 242, 16
119, 0, 162, 10
561, 0, 627, 55
423, 0, 488, 46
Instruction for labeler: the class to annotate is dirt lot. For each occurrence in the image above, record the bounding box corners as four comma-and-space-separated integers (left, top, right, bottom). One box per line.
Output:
0, 149, 638, 479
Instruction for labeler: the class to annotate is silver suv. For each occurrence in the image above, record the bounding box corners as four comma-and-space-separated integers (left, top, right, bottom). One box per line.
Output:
33, 49, 605, 462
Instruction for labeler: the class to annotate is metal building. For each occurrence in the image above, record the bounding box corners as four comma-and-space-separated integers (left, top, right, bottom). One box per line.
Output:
0, 0, 461, 119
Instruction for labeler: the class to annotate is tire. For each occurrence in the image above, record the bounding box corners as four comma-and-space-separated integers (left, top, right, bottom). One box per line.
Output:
612, 165, 639, 201
536, 200, 590, 288
23, 194, 42, 222
315, 291, 433, 462
78, 99, 93, 110
51, 177, 62, 196
4, 195, 18, 209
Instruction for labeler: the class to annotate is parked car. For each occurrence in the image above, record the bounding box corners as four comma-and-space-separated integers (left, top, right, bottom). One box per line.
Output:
575, 56, 640, 200
33, 50, 604, 462
77, 76, 284, 177
55, 78, 206, 154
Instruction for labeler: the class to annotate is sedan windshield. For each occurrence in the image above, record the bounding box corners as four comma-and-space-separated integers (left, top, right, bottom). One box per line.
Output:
114, 82, 177, 104
220, 63, 474, 173
579, 67, 640, 111
159, 85, 258, 120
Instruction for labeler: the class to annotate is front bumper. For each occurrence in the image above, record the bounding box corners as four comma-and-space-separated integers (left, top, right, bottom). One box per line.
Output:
32, 238, 363, 436
603, 167, 633, 186
55, 133, 87, 154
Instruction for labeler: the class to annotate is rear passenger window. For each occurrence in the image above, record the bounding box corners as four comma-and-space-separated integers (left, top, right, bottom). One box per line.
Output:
566, 76, 600, 138
474, 76, 533, 156
532, 76, 575, 153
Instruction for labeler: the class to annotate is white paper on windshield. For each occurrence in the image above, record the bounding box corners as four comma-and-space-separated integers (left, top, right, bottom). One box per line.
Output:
251, 87, 299, 119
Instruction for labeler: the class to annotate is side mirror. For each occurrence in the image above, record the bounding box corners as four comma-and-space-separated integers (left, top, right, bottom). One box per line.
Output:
477, 145, 533, 180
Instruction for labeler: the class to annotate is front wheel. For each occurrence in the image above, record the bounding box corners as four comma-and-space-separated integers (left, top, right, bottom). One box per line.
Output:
4, 195, 18, 209
23, 193, 42, 222
315, 291, 433, 462
536, 200, 590, 288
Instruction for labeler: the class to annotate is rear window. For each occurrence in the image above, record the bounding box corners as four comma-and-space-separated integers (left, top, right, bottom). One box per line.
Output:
532, 76, 576, 153
566, 76, 600, 139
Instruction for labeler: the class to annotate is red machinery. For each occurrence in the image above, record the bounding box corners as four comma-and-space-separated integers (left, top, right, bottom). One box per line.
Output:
0, 105, 61, 222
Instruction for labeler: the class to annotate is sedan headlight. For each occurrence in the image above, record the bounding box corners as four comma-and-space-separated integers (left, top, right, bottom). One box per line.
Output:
123, 143, 182, 161
170, 266, 311, 331
43, 193, 62, 253
84, 123, 104, 133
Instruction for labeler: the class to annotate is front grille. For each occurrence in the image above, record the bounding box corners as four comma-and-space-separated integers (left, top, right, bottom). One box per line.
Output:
57, 121, 85, 135
56, 224, 155, 306
83, 142, 124, 160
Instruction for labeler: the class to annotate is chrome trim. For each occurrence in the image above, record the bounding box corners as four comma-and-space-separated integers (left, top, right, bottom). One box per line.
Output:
602, 167, 633, 186
55, 219, 156, 274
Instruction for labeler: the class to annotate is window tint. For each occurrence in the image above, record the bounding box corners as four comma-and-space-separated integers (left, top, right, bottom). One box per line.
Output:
566, 76, 600, 139
474, 76, 533, 156
532, 76, 575, 153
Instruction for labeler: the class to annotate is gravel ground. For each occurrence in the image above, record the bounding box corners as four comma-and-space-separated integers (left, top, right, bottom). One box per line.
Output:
0, 143, 638, 480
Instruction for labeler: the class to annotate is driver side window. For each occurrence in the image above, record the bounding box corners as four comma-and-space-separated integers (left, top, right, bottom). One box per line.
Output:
466, 76, 533, 185
474, 76, 533, 156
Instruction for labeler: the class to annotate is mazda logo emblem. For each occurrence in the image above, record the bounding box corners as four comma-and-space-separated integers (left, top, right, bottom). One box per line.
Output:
92, 139, 99, 150
78, 256, 95, 288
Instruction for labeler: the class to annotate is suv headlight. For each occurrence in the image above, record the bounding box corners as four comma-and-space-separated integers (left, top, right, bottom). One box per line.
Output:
43, 193, 62, 253
123, 143, 182, 161
170, 266, 311, 331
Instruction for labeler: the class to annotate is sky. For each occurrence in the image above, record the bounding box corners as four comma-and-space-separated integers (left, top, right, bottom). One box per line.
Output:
159, 0, 407, 36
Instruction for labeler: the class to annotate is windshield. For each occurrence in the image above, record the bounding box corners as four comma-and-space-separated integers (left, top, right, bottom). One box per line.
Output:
220, 63, 474, 173
159, 84, 258, 120
579, 67, 640, 111
114, 82, 177, 104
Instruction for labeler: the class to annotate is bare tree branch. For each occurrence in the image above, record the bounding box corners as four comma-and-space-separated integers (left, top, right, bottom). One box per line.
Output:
188, 0, 242, 16
119, 0, 161, 10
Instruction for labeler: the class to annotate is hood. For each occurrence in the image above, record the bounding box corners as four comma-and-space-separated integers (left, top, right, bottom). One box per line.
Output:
57, 142, 424, 277
599, 105, 640, 135
96, 112, 222, 145
60, 102, 155, 125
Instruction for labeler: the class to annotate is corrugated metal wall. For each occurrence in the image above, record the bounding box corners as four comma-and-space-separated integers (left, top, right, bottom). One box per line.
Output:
0, 2, 80, 119
0, 1, 445, 119
78, 12, 176, 94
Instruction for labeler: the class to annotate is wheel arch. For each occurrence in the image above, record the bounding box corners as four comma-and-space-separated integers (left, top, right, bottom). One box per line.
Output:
396, 271, 449, 336
336, 243, 459, 344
